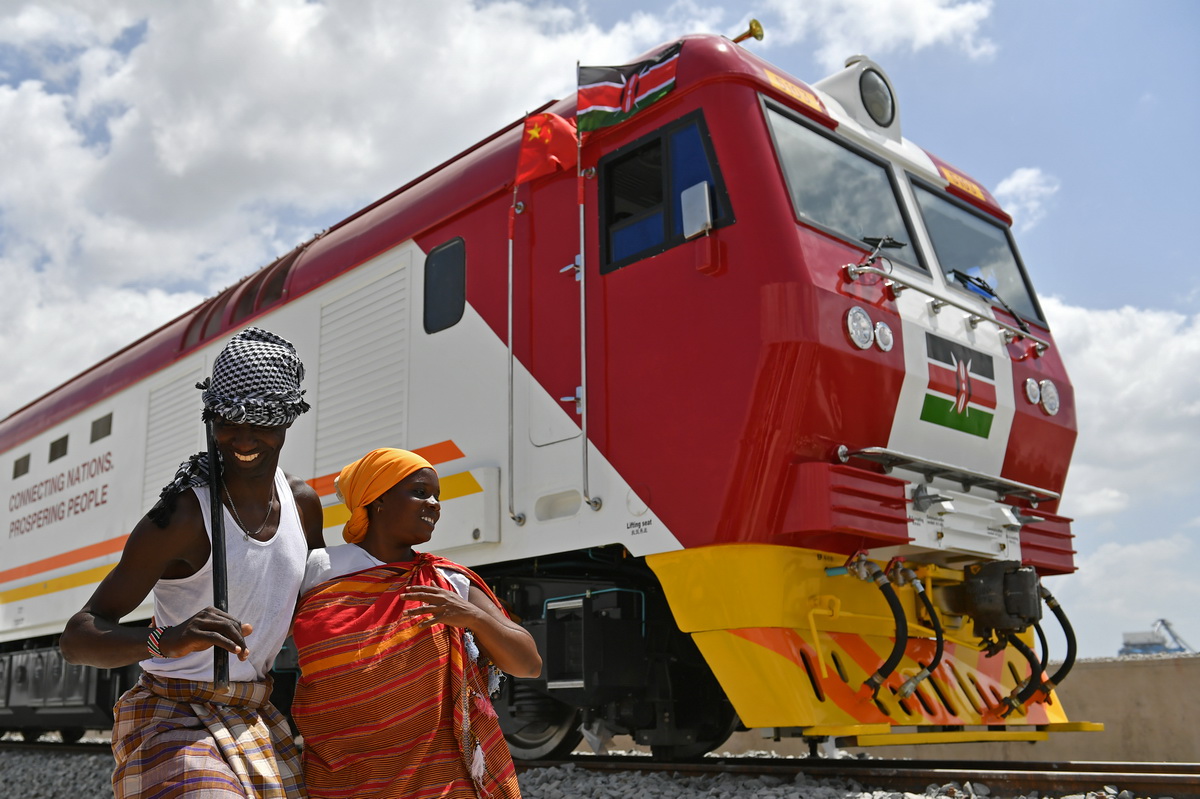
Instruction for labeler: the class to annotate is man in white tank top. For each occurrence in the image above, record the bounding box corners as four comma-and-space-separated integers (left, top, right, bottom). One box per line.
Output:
60, 328, 325, 799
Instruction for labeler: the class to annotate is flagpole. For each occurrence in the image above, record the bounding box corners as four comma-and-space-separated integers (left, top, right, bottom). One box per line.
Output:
507, 186, 524, 525
576, 75, 600, 512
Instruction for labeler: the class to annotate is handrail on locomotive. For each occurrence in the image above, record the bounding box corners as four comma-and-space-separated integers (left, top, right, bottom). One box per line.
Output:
843, 238, 1052, 355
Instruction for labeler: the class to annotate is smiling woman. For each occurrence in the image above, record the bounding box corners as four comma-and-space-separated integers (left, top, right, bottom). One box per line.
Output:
292, 447, 541, 799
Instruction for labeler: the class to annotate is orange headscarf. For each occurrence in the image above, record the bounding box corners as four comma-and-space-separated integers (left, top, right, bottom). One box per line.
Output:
335, 448, 435, 544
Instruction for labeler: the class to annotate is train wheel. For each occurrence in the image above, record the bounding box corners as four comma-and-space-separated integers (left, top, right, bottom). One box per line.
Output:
20, 729, 42, 742
499, 685, 583, 760
646, 646, 740, 761
649, 702, 738, 761
59, 728, 86, 743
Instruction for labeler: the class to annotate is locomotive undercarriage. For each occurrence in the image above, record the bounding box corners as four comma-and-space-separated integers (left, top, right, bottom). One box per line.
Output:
477, 532, 1090, 760
1, 545, 1088, 754
0, 633, 139, 741
649, 543, 1094, 750
476, 546, 740, 760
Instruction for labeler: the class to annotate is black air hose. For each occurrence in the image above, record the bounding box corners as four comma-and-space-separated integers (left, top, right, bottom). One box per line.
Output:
1034, 622, 1050, 674
1040, 585, 1077, 691
861, 560, 908, 695
1001, 632, 1043, 715
898, 568, 944, 698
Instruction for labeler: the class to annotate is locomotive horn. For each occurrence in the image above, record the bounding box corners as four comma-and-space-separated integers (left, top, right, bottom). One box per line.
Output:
732, 18, 764, 44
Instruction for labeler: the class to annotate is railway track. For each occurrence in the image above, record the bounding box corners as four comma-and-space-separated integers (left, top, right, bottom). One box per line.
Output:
516, 755, 1200, 797
5, 739, 1195, 797
0, 739, 113, 756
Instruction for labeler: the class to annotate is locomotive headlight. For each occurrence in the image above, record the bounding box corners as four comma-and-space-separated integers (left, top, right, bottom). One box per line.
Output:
1024, 377, 1041, 405
1038, 379, 1060, 416
846, 306, 874, 349
860, 68, 895, 127
874, 320, 894, 352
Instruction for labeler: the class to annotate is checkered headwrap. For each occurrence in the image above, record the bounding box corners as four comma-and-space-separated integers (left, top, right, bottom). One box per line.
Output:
147, 327, 309, 528
198, 327, 310, 426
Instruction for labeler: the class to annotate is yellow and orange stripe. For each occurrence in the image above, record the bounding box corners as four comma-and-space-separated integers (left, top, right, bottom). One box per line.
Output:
2, 440, 481, 605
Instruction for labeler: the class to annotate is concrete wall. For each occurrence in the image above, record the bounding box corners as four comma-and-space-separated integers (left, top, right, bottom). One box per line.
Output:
712, 655, 1200, 763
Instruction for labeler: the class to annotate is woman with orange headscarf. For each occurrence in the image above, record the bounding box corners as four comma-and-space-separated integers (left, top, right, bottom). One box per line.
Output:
290, 449, 541, 798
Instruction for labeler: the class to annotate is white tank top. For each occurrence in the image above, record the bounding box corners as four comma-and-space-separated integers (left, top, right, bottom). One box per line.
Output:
142, 469, 308, 682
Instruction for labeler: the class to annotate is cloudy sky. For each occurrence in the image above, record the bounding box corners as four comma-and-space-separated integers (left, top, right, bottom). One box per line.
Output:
2, 0, 1197, 659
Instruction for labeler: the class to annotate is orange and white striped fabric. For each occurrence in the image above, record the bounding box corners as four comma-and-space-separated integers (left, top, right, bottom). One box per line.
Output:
291, 552, 520, 798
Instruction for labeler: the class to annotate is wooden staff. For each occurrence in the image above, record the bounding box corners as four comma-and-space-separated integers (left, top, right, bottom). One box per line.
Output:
205, 418, 230, 688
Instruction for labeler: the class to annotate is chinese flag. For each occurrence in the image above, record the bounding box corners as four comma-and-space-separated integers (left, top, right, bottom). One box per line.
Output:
515, 112, 577, 184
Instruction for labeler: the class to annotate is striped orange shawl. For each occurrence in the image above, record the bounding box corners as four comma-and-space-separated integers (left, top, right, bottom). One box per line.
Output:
291, 552, 519, 798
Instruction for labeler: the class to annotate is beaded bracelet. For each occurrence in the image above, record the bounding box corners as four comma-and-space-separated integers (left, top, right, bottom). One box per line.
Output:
147, 625, 169, 658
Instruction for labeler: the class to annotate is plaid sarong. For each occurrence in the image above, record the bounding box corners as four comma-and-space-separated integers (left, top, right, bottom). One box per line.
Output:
112, 672, 307, 798
292, 553, 520, 798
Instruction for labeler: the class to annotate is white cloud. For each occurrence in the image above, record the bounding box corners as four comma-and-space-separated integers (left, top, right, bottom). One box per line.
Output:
995, 167, 1060, 232
1039, 297, 1200, 654
0, 0, 663, 416
0, 2, 139, 48
0, 0, 1013, 418
0, 279, 202, 414
1044, 298, 1200, 521
761, 0, 996, 71
1061, 480, 1128, 518
1048, 534, 1200, 659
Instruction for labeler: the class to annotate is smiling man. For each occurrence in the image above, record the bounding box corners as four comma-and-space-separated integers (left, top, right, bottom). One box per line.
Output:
60, 327, 325, 799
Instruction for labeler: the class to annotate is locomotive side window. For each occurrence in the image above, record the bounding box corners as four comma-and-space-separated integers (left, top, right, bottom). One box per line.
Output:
764, 104, 920, 270
49, 435, 68, 462
200, 292, 234, 341
12, 453, 30, 479
256, 248, 300, 311
231, 269, 271, 324
424, 237, 466, 334
912, 182, 1045, 325
600, 112, 730, 272
91, 412, 113, 443
181, 298, 215, 351
606, 139, 664, 263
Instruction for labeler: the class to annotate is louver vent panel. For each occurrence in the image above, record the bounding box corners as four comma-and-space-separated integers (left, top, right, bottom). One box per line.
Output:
142, 366, 205, 511
314, 268, 408, 477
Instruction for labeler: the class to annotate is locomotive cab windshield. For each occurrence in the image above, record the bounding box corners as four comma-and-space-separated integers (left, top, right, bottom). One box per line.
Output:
912, 182, 1045, 325
764, 102, 922, 271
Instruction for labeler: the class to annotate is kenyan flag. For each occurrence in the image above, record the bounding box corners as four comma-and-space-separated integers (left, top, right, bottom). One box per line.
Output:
920, 333, 997, 438
577, 42, 683, 132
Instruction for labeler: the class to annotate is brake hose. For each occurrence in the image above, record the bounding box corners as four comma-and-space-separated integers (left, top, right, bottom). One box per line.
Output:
861, 560, 908, 696
999, 586, 1077, 715
1034, 622, 1050, 674
1039, 585, 1077, 692
1000, 633, 1043, 715
898, 568, 944, 698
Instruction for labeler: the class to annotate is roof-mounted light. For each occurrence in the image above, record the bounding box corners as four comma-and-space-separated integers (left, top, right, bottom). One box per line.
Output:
814, 55, 901, 141
859, 68, 894, 127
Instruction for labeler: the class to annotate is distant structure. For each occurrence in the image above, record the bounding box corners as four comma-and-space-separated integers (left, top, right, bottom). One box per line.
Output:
1119, 619, 1196, 655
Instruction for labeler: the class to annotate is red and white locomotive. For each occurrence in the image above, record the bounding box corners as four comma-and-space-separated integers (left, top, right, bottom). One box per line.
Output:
0, 29, 1090, 755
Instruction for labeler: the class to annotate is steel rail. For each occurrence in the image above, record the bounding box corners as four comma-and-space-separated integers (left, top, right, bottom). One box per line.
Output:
517, 755, 1200, 797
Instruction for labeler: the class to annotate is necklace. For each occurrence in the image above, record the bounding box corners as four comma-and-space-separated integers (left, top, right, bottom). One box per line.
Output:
223, 479, 277, 540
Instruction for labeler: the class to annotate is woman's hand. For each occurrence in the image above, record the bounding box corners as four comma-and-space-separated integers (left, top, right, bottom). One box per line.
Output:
400, 584, 542, 678
399, 586, 482, 630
